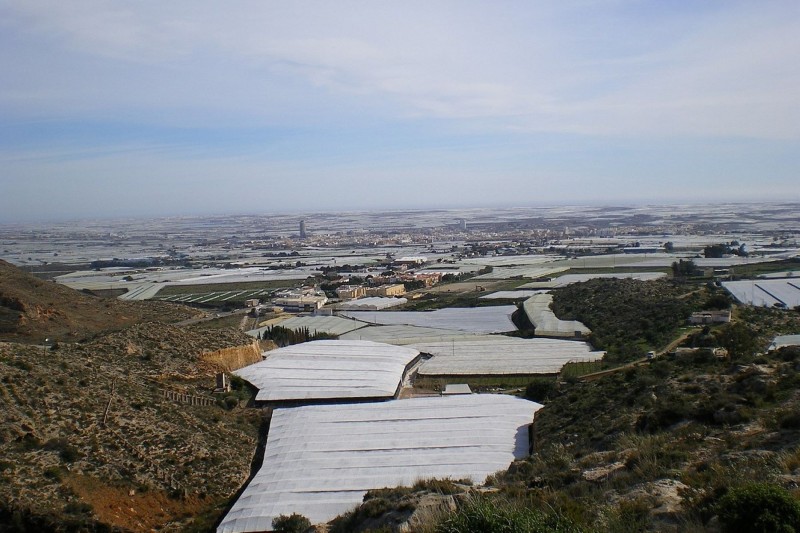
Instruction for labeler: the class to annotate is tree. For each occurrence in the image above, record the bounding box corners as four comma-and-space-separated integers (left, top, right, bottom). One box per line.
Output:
703, 293, 732, 310
671, 259, 697, 278
704, 244, 729, 258
713, 322, 759, 360
404, 280, 426, 291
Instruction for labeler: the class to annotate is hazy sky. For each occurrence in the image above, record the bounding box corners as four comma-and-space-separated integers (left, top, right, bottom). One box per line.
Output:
1, 1, 798, 222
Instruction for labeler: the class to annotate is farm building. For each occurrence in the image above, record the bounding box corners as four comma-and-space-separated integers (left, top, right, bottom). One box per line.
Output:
234, 340, 420, 405
689, 310, 731, 325
365, 283, 406, 297
273, 293, 328, 312
413, 337, 604, 379
216, 394, 541, 533
335, 284, 366, 299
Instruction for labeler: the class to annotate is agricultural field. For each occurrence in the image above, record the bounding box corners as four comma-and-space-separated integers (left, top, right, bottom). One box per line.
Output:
152, 281, 296, 306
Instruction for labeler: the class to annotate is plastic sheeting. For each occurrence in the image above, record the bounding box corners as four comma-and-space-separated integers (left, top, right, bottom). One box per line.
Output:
262, 315, 368, 336
523, 294, 590, 337
340, 306, 517, 334
414, 337, 604, 376
340, 325, 488, 345
723, 279, 800, 308
235, 340, 419, 402
217, 394, 541, 532
335, 297, 408, 311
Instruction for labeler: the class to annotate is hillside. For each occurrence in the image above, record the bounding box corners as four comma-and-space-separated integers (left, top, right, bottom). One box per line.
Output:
327, 301, 800, 532
0, 259, 199, 342
0, 322, 263, 532
550, 278, 703, 363
0, 259, 264, 531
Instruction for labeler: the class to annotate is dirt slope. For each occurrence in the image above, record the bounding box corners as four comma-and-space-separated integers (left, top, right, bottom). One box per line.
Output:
0, 323, 262, 532
0, 259, 198, 342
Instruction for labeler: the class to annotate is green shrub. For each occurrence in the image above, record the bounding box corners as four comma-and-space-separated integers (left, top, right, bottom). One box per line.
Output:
43, 437, 82, 463
217, 395, 239, 410
525, 378, 557, 403
272, 513, 312, 533
717, 483, 800, 533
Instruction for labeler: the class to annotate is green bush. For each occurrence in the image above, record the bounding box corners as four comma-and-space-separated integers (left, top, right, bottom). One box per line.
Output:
525, 378, 557, 403
272, 513, 312, 533
717, 483, 800, 533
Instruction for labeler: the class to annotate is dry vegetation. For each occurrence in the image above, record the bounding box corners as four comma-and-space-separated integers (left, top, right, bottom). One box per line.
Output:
0, 262, 264, 531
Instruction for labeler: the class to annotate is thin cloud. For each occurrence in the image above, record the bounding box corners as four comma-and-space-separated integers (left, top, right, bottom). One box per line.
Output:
3, 1, 797, 137
0, 1, 798, 221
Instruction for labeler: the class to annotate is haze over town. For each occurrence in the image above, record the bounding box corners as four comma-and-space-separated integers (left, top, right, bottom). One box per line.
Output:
2, 1, 799, 222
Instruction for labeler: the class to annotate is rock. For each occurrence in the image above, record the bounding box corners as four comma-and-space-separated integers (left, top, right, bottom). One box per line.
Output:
401, 494, 457, 532
582, 462, 627, 482
623, 478, 688, 520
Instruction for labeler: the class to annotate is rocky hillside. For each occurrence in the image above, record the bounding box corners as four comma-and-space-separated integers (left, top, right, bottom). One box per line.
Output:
0, 259, 200, 342
0, 321, 263, 532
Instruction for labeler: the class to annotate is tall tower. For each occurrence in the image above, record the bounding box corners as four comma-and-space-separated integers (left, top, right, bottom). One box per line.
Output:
299, 219, 307, 239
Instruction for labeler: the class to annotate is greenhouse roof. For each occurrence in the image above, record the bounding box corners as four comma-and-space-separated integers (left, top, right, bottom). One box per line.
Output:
414, 337, 603, 376
235, 340, 419, 402
523, 294, 591, 337
339, 306, 517, 334
217, 394, 541, 532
